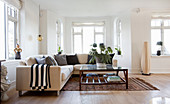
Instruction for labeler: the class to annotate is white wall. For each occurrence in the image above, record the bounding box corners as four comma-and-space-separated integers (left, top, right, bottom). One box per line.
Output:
47, 11, 58, 54
113, 13, 132, 70
39, 10, 47, 54
131, 8, 170, 73
40, 10, 65, 54
20, 0, 39, 58
151, 56, 170, 73
131, 9, 151, 73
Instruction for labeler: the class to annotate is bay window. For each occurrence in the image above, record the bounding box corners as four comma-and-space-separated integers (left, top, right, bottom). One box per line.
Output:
72, 22, 105, 53
151, 18, 170, 55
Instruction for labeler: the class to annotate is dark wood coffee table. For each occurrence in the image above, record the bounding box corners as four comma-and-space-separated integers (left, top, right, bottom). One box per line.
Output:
79, 65, 128, 91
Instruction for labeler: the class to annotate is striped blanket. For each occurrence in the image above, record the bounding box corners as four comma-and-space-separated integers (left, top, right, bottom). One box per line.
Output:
30, 64, 51, 90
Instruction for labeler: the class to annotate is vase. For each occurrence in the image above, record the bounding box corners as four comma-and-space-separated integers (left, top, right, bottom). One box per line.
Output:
15, 52, 21, 59
118, 51, 121, 55
157, 50, 161, 56
96, 57, 106, 68
58, 52, 62, 54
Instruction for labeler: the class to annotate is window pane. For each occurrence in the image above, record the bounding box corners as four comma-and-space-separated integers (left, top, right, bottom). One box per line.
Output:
74, 35, 82, 53
8, 7, 10, 15
164, 20, 170, 26
95, 35, 104, 52
73, 27, 81, 33
164, 29, 170, 55
0, 1, 5, 59
151, 29, 161, 54
95, 26, 103, 32
8, 21, 15, 59
11, 7, 15, 17
83, 27, 94, 53
151, 19, 161, 26
95, 34, 103, 44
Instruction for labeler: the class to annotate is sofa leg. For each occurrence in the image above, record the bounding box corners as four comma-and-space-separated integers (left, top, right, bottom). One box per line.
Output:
57, 91, 60, 96
19, 91, 22, 97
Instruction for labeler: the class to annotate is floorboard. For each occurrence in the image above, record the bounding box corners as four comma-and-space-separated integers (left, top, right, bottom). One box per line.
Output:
2, 74, 170, 104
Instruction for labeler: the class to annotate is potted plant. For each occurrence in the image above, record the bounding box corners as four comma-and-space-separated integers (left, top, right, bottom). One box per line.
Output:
89, 43, 113, 68
156, 41, 162, 56
115, 48, 121, 55
58, 46, 63, 54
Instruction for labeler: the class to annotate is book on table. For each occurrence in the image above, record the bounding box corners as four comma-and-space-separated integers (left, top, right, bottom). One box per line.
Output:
107, 76, 121, 82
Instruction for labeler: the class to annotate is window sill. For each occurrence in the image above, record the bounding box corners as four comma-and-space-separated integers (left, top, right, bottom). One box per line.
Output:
151, 55, 170, 58
2, 59, 22, 63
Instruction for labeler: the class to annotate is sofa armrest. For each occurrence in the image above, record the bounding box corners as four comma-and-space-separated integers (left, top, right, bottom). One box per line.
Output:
16, 66, 62, 91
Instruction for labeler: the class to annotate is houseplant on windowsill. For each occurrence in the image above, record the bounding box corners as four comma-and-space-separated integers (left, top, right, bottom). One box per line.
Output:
89, 43, 113, 68
156, 41, 162, 56
58, 46, 63, 54
115, 48, 121, 55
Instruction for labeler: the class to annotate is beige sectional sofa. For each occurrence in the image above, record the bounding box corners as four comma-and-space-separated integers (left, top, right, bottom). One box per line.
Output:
16, 54, 113, 96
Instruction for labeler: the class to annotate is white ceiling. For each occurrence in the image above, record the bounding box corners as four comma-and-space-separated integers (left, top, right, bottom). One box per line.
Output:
33, 0, 170, 17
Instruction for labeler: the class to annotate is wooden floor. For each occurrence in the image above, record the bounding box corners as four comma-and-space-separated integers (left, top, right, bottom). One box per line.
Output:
2, 74, 170, 104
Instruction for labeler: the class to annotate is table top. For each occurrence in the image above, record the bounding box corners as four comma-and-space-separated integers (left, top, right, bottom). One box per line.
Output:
80, 65, 128, 71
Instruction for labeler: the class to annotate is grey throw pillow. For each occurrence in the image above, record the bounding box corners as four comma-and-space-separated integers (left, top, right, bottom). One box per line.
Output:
35, 57, 46, 64
35, 56, 58, 66
54, 54, 67, 66
46, 56, 58, 66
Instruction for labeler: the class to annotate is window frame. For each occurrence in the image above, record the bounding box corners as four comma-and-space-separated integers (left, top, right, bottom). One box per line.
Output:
114, 19, 122, 53
151, 17, 170, 55
72, 22, 105, 53
1, 2, 19, 59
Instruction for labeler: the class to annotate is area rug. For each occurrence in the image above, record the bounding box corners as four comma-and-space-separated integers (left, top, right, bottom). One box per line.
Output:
62, 77, 159, 91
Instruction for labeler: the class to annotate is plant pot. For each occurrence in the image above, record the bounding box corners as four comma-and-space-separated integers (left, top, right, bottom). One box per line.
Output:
157, 50, 161, 56
118, 51, 121, 55
96, 63, 106, 68
96, 57, 106, 68
96, 57, 103, 63
58, 52, 62, 54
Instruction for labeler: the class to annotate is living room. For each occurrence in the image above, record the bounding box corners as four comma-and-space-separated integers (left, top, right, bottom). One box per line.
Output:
0, 0, 170, 104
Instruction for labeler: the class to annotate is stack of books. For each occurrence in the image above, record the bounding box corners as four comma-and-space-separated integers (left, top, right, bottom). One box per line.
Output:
86, 73, 98, 77
107, 76, 121, 82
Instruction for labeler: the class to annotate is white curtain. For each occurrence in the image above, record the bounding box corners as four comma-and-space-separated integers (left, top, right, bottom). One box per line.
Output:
1, 0, 21, 9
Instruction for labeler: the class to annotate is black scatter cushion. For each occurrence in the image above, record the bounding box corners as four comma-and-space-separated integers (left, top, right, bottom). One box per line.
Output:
106, 53, 115, 64
54, 54, 68, 66
87, 55, 96, 64
66, 54, 80, 65
35, 57, 46, 64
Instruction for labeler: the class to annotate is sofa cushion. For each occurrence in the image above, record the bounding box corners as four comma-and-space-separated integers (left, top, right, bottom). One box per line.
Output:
74, 64, 89, 70
25, 57, 37, 66
77, 54, 88, 64
35, 57, 46, 64
55, 54, 67, 66
35, 56, 58, 66
19, 61, 26, 66
66, 54, 79, 65
46, 56, 58, 66
60, 65, 73, 81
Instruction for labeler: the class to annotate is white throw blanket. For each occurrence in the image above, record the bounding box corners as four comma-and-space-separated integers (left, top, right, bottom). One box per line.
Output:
30, 64, 51, 90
